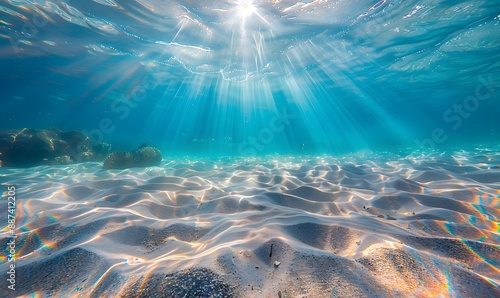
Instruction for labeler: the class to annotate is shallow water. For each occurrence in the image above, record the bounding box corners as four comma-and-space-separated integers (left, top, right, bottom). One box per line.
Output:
1, 0, 499, 153
1, 0, 500, 297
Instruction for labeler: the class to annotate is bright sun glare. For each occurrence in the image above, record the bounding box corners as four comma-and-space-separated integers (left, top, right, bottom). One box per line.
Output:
237, 1, 256, 17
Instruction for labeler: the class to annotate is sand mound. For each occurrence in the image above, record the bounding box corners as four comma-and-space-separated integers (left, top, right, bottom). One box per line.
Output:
1, 151, 499, 297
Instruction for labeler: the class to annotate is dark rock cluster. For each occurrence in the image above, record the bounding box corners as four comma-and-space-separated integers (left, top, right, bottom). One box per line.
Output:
103, 146, 162, 169
123, 268, 235, 298
0, 128, 111, 167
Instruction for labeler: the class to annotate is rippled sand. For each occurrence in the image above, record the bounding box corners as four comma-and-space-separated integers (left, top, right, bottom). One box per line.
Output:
1, 151, 499, 297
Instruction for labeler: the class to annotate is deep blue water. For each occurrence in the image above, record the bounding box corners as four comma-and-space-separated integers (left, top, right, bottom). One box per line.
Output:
1, 0, 499, 156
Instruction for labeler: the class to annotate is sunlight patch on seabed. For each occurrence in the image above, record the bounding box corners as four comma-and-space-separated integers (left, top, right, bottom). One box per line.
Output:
1, 152, 500, 295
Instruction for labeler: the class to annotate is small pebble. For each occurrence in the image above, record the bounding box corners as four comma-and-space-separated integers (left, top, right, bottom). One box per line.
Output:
274, 261, 281, 267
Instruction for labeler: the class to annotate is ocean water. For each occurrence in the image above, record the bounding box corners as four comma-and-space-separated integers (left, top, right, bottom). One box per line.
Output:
1, 1, 500, 297
1, 0, 499, 155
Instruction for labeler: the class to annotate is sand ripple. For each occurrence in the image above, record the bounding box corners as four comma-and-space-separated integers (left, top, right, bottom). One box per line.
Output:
0, 151, 499, 297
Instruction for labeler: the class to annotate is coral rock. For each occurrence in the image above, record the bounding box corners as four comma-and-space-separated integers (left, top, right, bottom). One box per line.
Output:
103, 146, 162, 169
0, 128, 111, 167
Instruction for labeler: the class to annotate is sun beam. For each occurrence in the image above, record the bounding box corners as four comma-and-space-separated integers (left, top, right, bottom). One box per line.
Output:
236, 0, 256, 17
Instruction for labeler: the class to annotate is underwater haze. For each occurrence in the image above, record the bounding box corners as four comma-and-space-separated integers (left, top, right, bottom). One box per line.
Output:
1, 0, 499, 155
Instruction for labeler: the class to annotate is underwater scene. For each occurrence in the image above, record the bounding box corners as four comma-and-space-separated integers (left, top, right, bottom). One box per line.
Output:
0, 0, 499, 297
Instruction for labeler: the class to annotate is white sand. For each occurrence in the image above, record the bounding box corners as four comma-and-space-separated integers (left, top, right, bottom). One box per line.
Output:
1, 151, 499, 297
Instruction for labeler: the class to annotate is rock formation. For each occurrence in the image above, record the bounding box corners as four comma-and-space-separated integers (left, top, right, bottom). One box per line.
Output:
103, 146, 162, 169
0, 128, 111, 167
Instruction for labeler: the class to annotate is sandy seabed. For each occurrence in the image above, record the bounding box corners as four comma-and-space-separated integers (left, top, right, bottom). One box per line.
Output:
0, 150, 499, 298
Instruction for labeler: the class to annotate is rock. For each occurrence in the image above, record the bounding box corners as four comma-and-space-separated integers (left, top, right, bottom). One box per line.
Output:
0, 128, 111, 167
123, 268, 235, 297
273, 261, 281, 267
54, 155, 72, 165
133, 147, 163, 167
92, 142, 112, 157
103, 146, 162, 169
103, 152, 135, 169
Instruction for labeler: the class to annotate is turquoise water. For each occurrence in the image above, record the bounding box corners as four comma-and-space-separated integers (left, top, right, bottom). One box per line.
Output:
1, 0, 499, 156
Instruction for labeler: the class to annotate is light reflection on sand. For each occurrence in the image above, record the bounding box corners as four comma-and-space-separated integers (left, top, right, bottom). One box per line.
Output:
0, 151, 499, 296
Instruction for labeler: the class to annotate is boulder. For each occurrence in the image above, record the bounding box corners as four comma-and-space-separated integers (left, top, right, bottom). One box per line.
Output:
0, 128, 111, 167
103, 146, 162, 169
